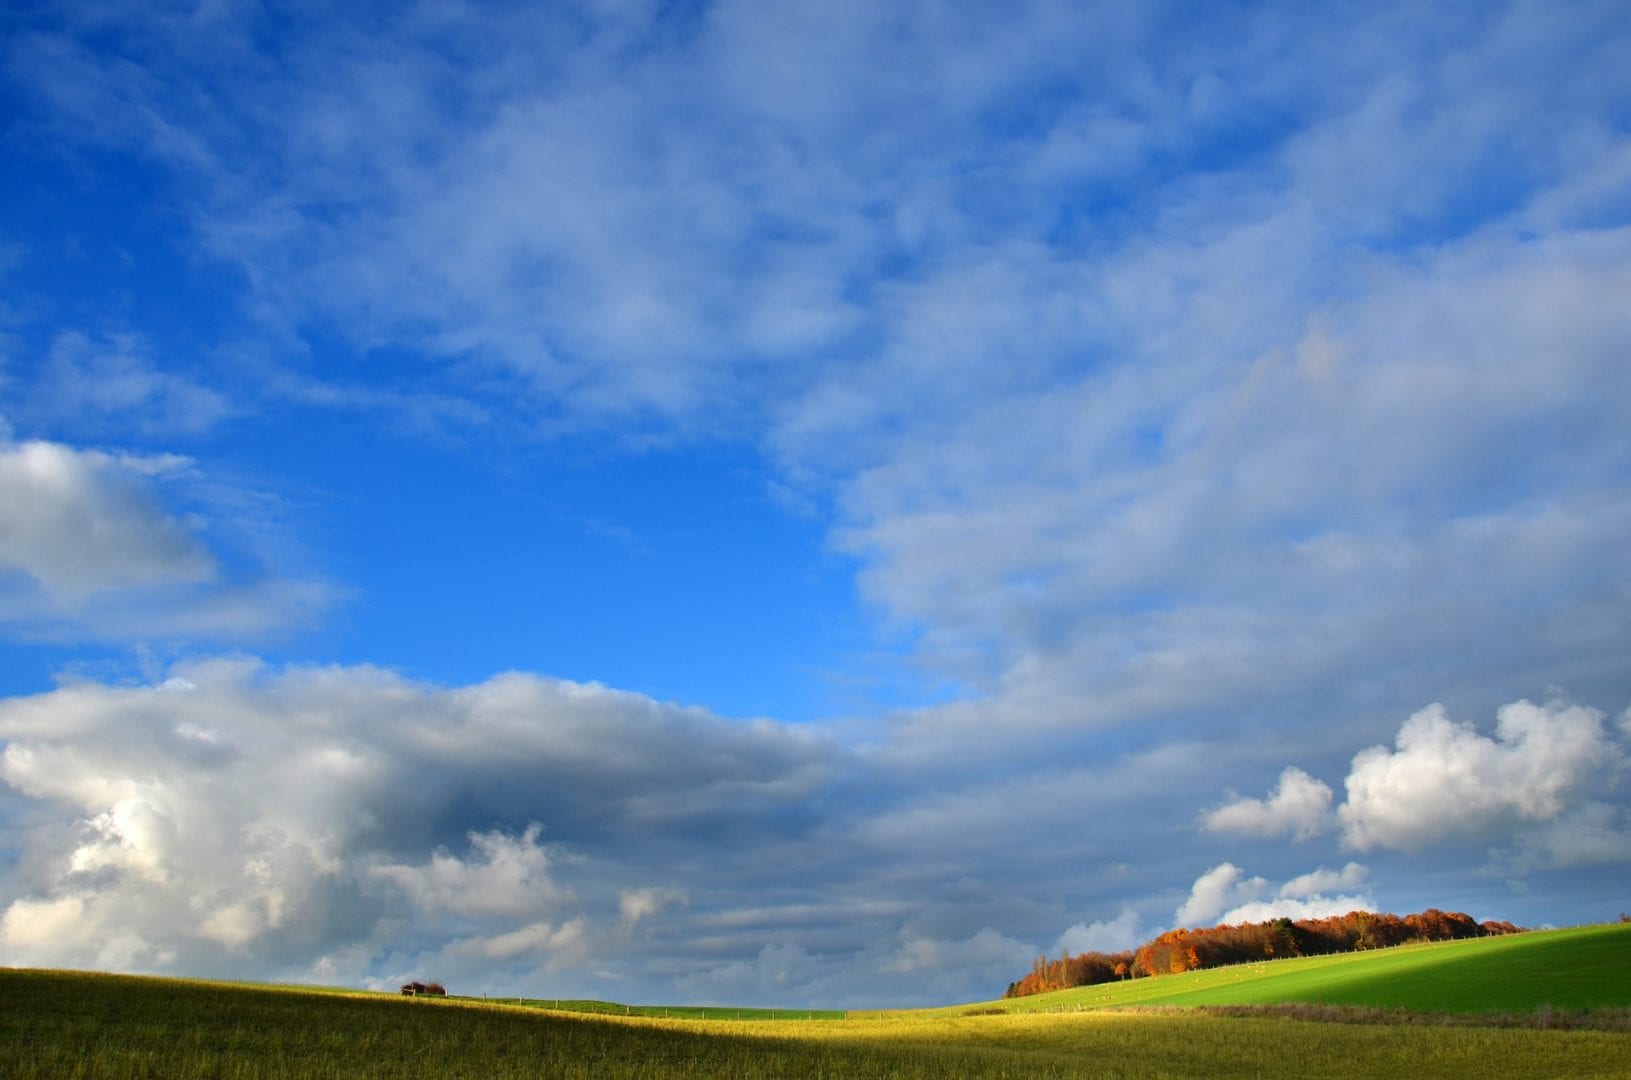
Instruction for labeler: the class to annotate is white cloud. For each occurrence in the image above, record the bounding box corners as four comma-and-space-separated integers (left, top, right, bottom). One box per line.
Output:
618, 886, 688, 927
1278, 862, 1367, 899
679, 942, 830, 1003
1177, 862, 1376, 928
1338, 699, 1619, 852
32, 331, 234, 438
14, 5, 1631, 742
448, 916, 591, 968
68, 798, 179, 883
371, 825, 570, 920
824, 219, 1631, 735
1175, 863, 1269, 927
0, 437, 333, 642
1055, 908, 1141, 956
1205, 766, 1333, 841
1217, 892, 1376, 926
885, 927, 1032, 977
0, 660, 839, 983
0, 893, 174, 971
0, 439, 213, 599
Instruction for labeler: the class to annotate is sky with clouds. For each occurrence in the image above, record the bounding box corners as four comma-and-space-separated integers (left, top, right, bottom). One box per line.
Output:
1, 0, 1629, 1009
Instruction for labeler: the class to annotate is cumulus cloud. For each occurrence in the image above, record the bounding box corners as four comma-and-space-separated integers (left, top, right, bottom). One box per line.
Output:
1176, 862, 1375, 929
1, 893, 176, 971
0, 661, 838, 984
1338, 699, 1620, 852
1229, 698, 1631, 882
1055, 908, 1142, 956
371, 825, 570, 920
1217, 891, 1377, 926
1279, 862, 1368, 899
448, 916, 591, 967
1175, 863, 1268, 927
1205, 767, 1333, 841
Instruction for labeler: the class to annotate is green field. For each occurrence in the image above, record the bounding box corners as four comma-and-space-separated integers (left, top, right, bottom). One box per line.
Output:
4, 925, 1629, 1078
889, 923, 1631, 1018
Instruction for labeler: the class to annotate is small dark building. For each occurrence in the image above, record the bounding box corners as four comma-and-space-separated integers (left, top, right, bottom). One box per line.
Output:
400, 981, 447, 997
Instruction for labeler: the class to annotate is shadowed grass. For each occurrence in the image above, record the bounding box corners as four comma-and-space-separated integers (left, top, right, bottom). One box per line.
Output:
483, 997, 844, 1021
1179, 1002, 1631, 1032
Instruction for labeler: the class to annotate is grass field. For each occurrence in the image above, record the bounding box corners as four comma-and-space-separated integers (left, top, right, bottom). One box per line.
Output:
882, 923, 1631, 1019
3, 925, 1629, 1078
481, 998, 845, 1021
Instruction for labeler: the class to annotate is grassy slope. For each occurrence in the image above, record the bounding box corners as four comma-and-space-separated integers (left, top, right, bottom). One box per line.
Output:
896, 923, 1631, 1018
4, 966, 1630, 1080
479, 997, 845, 1021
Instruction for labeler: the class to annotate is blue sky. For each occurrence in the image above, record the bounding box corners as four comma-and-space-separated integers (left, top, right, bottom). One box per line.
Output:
1, 0, 1629, 1007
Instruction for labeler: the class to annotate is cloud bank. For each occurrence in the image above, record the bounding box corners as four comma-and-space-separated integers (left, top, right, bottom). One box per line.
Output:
0, 661, 836, 987
1, 672, 1628, 1001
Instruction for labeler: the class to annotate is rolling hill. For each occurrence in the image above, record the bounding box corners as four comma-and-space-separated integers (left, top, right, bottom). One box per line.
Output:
889, 923, 1631, 1018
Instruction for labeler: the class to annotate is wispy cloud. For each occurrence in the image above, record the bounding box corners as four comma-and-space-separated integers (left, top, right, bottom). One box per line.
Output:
29, 332, 234, 438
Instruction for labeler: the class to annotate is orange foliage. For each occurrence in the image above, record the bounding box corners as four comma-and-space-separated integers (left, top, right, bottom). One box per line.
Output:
1006, 948, 1137, 997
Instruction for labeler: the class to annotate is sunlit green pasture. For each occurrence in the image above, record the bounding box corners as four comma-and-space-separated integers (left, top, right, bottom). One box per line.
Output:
5, 965, 1631, 1079
888, 923, 1631, 1018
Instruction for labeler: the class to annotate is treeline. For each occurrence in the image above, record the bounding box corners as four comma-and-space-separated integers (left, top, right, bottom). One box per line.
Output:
1005, 909, 1524, 998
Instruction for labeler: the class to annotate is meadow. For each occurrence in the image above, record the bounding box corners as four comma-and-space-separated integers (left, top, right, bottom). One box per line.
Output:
891, 922, 1631, 1018
3, 924, 1628, 1079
